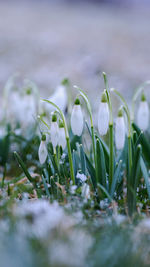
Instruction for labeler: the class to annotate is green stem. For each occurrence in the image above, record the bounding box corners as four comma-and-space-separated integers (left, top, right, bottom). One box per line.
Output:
43, 99, 75, 185
91, 125, 97, 181
66, 137, 75, 185
54, 148, 58, 169
58, 146, 61, 164
128, 135, 132, 177
109, 123, 114, 189
74, 86, 97, 170
110, 88, 133, 176
103, 73, 114, 189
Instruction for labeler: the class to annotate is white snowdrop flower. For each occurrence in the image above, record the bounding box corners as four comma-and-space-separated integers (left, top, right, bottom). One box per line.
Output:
115, 108, 126, 150
58, 120, 66, 150
71, 98, 84, 136
137, 93, 149, 131
98, 91, 109, 136
46, 84, 68, 113
51, 114, 59, 148
21, 88, 37, 126
82, 183, 90, 199
38, 135, 48, 164
6, 90, 22, 125
76, 172, 87, 182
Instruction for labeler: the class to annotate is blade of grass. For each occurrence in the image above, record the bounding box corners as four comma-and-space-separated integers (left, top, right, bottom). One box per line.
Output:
127, 144, 141, 216
96, 139, 106, 188
14, 151, 35, 185
85, 154, 96, 190
140, 157, 150, 200
110, 160, 122, 198
132, 122, 150, 164
80, 144, 86, 175
41, 174, 50, 197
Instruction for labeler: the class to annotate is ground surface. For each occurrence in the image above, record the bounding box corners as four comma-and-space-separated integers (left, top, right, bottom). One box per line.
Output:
0, 1, 150, 106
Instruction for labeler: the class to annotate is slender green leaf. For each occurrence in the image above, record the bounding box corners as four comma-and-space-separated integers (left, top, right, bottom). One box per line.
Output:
95, 134, 109, 173
96, 139, 106, 188
85, 154, 96, 189
140, 157, 150, 200
41, 175, 50, 197
73, 150, 79, 177
80, 144, 86, 174
110, 160, 122, 198
14, 151, 35, 184
97, 183, 113, 202
127, 145, 141, 216
132, 122, 150, 164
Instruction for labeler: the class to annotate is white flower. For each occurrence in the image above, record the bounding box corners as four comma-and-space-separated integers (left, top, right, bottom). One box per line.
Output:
38, 135, 48, 164
98, 92, 109, 136
51, 114, 59, 148
6, 90, 22, 125
47, 85, 68, 113
115, 109, 126, 150
22, 93, 37, 125
137, 94, 149, 131
82, 183, 90, 199
58, 121, 66, 150
71, 99, 84, 136
76, 172, 87, 182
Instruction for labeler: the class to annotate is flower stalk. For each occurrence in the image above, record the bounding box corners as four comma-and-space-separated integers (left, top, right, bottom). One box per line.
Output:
74, 86, 97, 181
111, 88, 132, 176
43, 99, 75, 185
103, 72, 114, 188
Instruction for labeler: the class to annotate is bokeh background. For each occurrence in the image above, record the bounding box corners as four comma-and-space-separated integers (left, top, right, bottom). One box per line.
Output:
0, 0, 150, 103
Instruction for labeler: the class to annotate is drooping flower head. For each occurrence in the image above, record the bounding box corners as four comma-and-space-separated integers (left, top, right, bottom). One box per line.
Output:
51, 113, 59, 149
115, 108, 126, 150
98, 91, 109, 136
71, 98, 84, 136
137, 92, 149, 131
58, 120, 66, 150
38, 134, 48, 165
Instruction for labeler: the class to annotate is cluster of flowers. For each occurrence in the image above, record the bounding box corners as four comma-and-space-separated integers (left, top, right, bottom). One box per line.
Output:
6, 87, 37, 128
38, 89, 149, 164
0, 75, 68, 138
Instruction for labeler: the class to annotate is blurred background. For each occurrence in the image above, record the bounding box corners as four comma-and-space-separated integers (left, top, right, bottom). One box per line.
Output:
0, 0, 150, 103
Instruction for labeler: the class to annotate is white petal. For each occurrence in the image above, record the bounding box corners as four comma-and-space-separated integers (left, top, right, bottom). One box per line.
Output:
137, 101, 149, 131
71, 105, 84, 136
38, 141, 48, 164
115, 117, 126, 150
51, 122, 59, 148
59, 128, 66, 150
98, 102, 109, 136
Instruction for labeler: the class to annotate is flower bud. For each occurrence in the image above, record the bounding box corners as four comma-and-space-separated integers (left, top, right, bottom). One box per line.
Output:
137, 92, 149, 131
51, 114, 59, 148
38, 134, 48, 164
98, 91, 109, 136
58, 120, 66, 150
115, 108, 126, 150
71, 98, 84, 136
